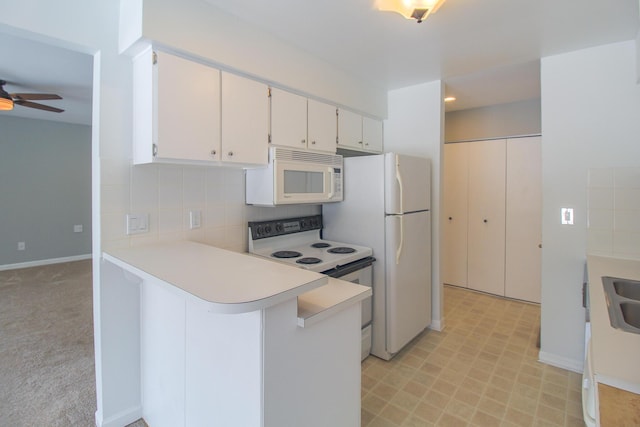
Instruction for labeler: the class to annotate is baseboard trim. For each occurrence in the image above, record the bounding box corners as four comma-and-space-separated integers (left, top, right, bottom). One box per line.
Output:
429, 317, 445, 332
96, 406, 143, 427
538, 350, 584, 374
0, 254, 92, 271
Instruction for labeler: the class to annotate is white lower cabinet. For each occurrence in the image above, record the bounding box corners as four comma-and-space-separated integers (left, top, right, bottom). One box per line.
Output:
441, 136, 541, 303
141, 282, 361, 427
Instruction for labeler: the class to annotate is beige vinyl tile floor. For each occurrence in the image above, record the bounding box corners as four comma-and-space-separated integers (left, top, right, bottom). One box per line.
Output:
361, 285, 584, 427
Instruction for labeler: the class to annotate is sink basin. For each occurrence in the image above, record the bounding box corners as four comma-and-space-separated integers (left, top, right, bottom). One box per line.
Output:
602, 276, 640, 334
620, 302, 640, 329
613, 279, 640, 301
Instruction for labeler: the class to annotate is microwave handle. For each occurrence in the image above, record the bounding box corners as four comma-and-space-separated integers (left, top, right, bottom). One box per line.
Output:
327, 167, 334, 198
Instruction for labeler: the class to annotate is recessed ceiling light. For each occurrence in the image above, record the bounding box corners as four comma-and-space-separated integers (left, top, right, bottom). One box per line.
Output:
444, 96, 456, 102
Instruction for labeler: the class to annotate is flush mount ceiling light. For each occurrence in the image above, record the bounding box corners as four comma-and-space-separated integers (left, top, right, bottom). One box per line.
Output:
444, 96, 456, 102
376, 0, 446, 23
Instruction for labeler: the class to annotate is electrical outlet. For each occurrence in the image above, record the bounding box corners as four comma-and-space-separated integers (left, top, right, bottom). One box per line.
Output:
126, 213, 149, 235
74, 224, 83, 233
18, 242, 25, 251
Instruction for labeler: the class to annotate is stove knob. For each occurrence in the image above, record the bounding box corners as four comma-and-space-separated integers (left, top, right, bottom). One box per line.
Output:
275, 224, 284, 233
256, 226, 263, 236
301, 220, 308, 229
265, 225, 272, 235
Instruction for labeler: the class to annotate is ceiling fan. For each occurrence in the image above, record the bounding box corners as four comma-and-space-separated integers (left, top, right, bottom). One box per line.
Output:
0, 79, 64, 113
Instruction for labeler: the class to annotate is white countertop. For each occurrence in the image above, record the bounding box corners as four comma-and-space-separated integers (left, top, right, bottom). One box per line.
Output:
103, 241, 328, 314
587, 254, 640, 393
297, 278, 372, 328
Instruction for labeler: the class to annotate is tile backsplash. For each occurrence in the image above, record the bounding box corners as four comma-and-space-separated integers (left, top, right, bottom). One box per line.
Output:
101, 162, 319, 253
587, 167, 640, 257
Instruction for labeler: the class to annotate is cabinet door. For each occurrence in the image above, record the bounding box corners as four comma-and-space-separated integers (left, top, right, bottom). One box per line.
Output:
270, 88, 308, 150
154, 50, 221, 162
221, 72, 269, 165
505, 137, 542, 303
441, 143, 469, 288
467, 139, 506, 296
337, 109, 363, 150
362, 117, 383, 153
307, 99, 337, 153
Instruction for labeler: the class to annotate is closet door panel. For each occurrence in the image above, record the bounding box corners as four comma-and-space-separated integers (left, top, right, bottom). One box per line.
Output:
467, 139, 506, 296
441, 143, 469, 287
505, 136, 542, 303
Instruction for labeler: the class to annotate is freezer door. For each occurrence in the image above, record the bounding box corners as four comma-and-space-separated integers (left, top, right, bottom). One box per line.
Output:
385, 211, 431, 354
385, 153, 431, 214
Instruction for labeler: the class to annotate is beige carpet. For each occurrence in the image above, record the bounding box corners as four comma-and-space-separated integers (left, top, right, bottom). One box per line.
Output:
0, 260, 146, 427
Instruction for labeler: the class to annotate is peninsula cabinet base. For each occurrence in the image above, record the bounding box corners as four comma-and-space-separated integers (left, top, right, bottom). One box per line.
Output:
141, 277, 362, 427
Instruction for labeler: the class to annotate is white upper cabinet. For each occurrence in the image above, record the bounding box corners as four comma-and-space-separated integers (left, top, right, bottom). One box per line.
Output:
133, 48, 220, 164
337, 109, 383, 153
307, 99, 338, 153
362, 117, 383, 152
337, 108, 362, 150
221, 72, 269, 165
269, 88, 308, 150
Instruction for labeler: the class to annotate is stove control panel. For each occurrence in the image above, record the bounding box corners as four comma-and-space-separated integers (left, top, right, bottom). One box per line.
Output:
248, 215, 323, 240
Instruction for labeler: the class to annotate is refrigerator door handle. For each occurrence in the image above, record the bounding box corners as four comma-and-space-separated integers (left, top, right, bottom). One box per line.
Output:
396, 215, 404, 264
396, 161, 404, 214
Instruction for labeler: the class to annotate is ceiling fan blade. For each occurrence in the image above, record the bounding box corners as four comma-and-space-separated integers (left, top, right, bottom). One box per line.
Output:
11, 93, 62, 101
14, 99, 65, 113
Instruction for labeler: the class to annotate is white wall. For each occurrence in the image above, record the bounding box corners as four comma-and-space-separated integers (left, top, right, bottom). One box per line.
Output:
385, 80, 444, 330
445, 98, 541, 142
540, 40, 640, 371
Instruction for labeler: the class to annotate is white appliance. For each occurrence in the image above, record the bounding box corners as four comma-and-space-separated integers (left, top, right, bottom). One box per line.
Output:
323, 153, 431, 360
245, 146, 343, 206
248, 215, 375, 360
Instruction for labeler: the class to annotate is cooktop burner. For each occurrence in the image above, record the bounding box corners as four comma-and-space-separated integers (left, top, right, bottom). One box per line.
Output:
328, 247, 356, 254
311, 242, 331, 248
272, 250, 302, 259
296, 257, 322, 265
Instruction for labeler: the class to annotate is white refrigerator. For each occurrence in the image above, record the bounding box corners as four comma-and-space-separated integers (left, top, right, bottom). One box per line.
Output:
323, 153, 431, 360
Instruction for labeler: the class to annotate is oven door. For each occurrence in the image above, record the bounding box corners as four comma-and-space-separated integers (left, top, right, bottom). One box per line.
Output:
324, 257, 374, 328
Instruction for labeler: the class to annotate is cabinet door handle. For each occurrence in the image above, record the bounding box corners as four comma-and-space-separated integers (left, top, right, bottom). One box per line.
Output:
358, 141, 363, 145
211, 150, 217, 156
311, 140, 316, 145
301, 139, 306, 144
448, 217, 453, 221
228, 151, 234, 157
483, 219, 488, 223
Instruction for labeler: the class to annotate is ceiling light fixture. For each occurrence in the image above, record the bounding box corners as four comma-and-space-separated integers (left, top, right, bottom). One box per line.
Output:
375, 0, 446, 23
0, 80, 14, 111
444, 96, 456, 102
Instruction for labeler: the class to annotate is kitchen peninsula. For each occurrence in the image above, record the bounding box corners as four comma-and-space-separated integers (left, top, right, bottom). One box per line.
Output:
102, 241, 370, 427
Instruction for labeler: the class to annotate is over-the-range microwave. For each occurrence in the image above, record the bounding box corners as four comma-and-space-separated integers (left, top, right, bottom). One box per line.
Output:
245, 146, 343, 206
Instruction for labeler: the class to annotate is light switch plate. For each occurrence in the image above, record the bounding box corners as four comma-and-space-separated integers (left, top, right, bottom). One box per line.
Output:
74, 224, 83, 233
126, 213, 149, 235
561, 208, 574, 225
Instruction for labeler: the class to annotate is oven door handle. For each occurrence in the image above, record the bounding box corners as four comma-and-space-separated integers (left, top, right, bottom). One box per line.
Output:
323, 257, 376, 278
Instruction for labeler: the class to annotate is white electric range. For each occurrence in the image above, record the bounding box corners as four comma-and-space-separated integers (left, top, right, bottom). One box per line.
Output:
248, 215, 375, 360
